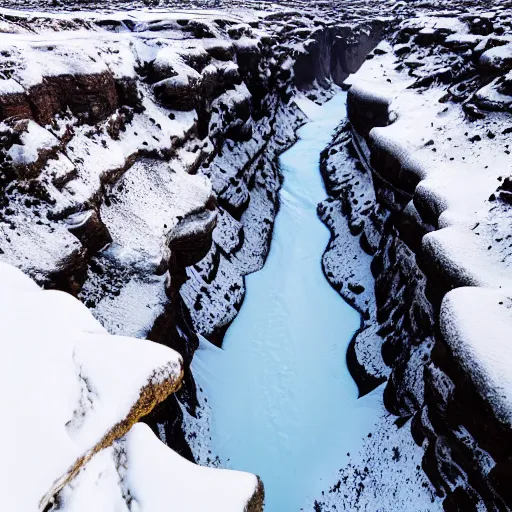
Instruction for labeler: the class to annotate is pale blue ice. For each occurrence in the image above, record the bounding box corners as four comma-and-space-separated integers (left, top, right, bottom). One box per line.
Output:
192, 92, 381, 511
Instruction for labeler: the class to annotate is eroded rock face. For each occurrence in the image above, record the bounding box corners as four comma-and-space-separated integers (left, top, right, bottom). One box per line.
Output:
0, 6, 395, 508
321, 5, 512, 510
294, 21, 388, 89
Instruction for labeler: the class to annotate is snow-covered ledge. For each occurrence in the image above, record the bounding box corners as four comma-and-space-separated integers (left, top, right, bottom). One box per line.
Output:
0, 262, 260, 511
342, 10, 512, 508
347, 34, 512, 423
441, 287, 512, 427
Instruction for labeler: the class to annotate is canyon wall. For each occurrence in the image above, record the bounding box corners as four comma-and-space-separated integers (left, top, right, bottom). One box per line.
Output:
322, 6, 512, 510
0, 5, 390, 506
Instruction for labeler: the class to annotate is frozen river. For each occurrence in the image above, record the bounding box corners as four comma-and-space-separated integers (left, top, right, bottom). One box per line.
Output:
192, 92, 380, 511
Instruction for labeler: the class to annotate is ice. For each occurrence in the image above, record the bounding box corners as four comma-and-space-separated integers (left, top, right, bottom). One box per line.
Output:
191, 93, 381, 511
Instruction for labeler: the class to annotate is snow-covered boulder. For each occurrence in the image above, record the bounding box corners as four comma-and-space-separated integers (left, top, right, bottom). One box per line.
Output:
0, 262, 182, 510
441, 287, 512, 426
55, 423, 263, 512
0, 262, 261, 511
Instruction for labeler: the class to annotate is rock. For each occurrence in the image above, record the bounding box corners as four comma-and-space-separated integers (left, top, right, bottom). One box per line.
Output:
348, 282, 365, 294
153, 76, 199, 111
66, 209, 113, 254
29, 71, 119, 125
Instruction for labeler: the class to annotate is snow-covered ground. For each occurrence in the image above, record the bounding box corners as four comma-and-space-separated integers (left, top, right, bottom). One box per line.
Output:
0, 261, 262, 511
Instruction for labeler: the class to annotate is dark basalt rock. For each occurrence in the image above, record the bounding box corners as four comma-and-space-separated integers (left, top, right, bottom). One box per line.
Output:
498, 176, 512, 204
200, 64, 242, 102
204, 42, 235, 61
153, 77, 199, 111
67, 210, 113, 254
28, 71, 119, 125
46, 247, 88, 296
182, 19, 216, 39
168, 212, 218, 269
347, 88, 390, 139
294, 22, 388, 91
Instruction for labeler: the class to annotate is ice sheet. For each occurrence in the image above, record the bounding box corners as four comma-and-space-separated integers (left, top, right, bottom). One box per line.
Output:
192, 93, 381, 511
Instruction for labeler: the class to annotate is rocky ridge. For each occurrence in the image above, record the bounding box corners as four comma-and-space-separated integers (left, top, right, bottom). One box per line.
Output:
0, 261, 261, 511
319, 2, 512, 510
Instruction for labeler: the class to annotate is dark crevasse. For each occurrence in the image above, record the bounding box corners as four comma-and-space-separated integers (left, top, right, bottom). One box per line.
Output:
190, 92, 381, 511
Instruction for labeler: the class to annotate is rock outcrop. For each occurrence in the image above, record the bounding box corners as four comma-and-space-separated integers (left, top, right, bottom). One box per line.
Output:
0, 262, 260, 511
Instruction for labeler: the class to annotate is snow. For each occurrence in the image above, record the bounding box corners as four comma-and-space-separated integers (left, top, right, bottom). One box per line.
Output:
100, 158, 213, 260
399, 15, 468, 34
7, 120, 59, 167
153, 45, 201, 81
57, 424, 259, 512
0, 77, 24, 95
308, 393, 440, 511
475, 75, 512, 111
0, 260, 261, 511
479, 43, 512, 70
191, 93, 381, 511
348, 80, 394, 108
0, 208, 82, 282
423, 225, 512, 289
125, 423, 259, 511
441, 287, 512, 425
0, 40, 110, 89
84, 272, 169, 339
0, 262, 183, 511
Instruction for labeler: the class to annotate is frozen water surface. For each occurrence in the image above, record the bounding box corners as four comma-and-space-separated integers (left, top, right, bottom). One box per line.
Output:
192, 92, 381, 511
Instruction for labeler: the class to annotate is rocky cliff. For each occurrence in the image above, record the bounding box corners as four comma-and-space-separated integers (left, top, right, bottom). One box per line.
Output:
320, 3, 512, 510
0, 4, 388, 508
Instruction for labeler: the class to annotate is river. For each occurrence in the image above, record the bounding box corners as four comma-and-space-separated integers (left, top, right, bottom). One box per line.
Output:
191, 92, 380, 511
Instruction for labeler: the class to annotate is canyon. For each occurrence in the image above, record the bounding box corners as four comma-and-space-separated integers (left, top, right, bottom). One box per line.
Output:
0, 0, 511, 510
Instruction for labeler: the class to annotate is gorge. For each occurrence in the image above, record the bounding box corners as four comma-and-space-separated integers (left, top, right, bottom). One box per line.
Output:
0, 1, 511, 511
190, 92, 380, 511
